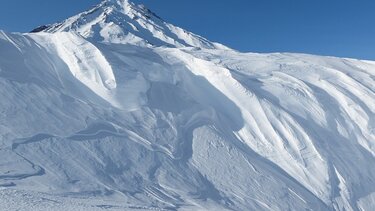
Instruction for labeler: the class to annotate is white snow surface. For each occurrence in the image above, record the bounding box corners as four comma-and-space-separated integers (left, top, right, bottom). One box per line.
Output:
1, 1, 375, 210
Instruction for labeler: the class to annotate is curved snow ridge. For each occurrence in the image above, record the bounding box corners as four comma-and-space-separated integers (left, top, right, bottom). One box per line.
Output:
188, 50, 375, 154
163, 48, 375, 207
0, 31, 24, 53
160, 48, 332, 202
34, 32, 129, 109
51, 32, 117, 90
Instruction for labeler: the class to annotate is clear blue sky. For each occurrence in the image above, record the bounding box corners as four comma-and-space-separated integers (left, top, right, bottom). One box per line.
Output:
0, 0, 374, 60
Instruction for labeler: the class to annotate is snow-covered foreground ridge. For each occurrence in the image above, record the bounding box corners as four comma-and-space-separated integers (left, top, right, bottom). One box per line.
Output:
1, 1, 375, 210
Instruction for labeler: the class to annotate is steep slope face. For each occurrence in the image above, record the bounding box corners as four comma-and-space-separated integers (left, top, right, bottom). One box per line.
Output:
35, 0, 225, 49
1, 1, 375, 211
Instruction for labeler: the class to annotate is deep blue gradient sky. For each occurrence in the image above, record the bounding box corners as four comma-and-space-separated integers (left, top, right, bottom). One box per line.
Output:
1, 0, 374, 60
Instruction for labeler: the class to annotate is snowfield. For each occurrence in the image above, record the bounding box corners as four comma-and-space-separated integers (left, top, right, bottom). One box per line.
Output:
0, 0, 375, 210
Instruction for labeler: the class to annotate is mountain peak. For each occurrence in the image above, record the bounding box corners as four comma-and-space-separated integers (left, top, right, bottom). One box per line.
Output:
32, 0, 225, 49
105, 0, 129, 3
104, 0, 129, 4
102, 0, 131, 13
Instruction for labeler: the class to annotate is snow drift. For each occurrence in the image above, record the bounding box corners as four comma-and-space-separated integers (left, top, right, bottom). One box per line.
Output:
0, 0, 374, 210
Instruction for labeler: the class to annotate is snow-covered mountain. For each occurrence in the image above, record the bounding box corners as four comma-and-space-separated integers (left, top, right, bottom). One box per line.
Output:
33, 0, 226, 49
1, 0, 375, 210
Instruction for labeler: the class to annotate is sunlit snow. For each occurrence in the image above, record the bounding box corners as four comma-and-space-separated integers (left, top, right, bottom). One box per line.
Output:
0, 0, 374, 210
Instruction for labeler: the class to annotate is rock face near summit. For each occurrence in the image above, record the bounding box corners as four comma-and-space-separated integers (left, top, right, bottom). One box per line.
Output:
1, 0, 375, 210
39, 0, 225, 49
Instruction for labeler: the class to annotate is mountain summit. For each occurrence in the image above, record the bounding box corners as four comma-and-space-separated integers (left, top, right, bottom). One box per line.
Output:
33, 0, 224, 49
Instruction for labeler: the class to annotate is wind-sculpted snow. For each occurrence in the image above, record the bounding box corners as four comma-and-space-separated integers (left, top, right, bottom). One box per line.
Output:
1, 29, 374, 210
1, 1, 375, 210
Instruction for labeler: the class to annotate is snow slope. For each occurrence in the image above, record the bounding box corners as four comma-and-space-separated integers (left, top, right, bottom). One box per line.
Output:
1, 0, 375, 210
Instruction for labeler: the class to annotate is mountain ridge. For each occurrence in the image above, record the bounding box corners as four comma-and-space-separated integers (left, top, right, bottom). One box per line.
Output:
32, 0, 226, 50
